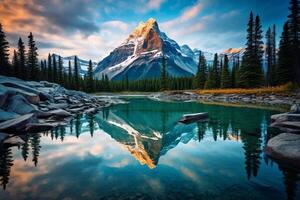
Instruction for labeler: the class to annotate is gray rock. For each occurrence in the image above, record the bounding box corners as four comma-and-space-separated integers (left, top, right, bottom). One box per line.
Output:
47, 103, 69, 109
6, 94, 38, 115
0, 85, 9, 108
0, 132, 9, 143
85, 107, 97, 114
37, 109, 72, 119
4, 86, 40, 104
4, 136, 25, 146
1, 81, 50, 101
0, 108, 19, 122
271, 113, 300, 122
265, 133, 300, 168
0, 113, 37, 133
270, 121, 300, 133
25, 123, 55, 132
291, 104, 300, 113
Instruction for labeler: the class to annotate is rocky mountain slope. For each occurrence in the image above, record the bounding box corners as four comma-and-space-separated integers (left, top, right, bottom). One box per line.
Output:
53, 54, 97, 76
94, 18, 200, 80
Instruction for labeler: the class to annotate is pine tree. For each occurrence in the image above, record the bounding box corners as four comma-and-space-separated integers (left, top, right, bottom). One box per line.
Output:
266, 27, 274, 86
47, 54, 52, 82
52, 55, 57, 83
58, 56, 63, 84
68, 60, 72, 88
0, 23, 10, 75
17, 38, 27, 80
161, 56, 168, 90
272, 25, 277, 68
253, 15, 264, 86
74, 56, 79, 90
221, 55, 231, 88
12, 50, 19, 77
276, 22, 293, 84
27, 32, 39, 81
288, 0, 300, 85
87, 60, 94, 92
204, 67, 215, 89
205, 53, 219, 89
193, 52, 207, 89
40, 60, 44, 80
239, 12, 264, 88
213, 53, 220, 88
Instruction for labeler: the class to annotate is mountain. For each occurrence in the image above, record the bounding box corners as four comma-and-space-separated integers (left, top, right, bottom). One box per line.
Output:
94, 18, 199, 80
53, 54, 97, 76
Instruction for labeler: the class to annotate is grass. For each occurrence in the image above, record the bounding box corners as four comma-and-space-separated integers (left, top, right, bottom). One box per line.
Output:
195, 82, 297, 96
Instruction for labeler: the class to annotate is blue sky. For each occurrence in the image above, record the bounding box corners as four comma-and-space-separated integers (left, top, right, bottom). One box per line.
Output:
0, 0, 290, 61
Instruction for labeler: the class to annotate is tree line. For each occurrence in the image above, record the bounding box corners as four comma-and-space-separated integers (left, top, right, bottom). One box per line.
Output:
190, 0, 299, 90
0, 0, 299, 92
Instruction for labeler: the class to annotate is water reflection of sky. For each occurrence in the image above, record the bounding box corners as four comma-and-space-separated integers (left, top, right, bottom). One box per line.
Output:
0, 98, 299, 200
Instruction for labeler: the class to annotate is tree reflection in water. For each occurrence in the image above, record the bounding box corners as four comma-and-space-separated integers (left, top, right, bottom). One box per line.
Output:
0, 99, 298, 199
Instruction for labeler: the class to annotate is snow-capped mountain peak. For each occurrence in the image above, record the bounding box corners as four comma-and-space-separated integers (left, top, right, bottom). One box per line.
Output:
94, 18, 198, 80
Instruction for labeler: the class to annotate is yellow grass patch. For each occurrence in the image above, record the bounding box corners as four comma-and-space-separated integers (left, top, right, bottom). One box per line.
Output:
195, 83, 296, 95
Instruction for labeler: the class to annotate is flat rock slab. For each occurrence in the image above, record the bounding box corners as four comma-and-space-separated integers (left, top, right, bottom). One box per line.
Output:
25, 123, 55, 132
270, 121, 300, 133
271, 113, 300, 122
0, 108, 19, 122
0, 113, 37, 133
4, 136, 25, 146
6, 94, 38, 115
0, 132, 9, 143
37, 109, 72, 119
265, 133, 300, 169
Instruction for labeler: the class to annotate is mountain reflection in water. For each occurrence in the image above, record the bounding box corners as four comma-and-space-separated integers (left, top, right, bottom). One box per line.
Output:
0, 98, 299, 200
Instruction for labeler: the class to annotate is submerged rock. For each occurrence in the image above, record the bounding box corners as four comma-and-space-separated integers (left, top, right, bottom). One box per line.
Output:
266, 133, 300, 169
0, 113, 37, 133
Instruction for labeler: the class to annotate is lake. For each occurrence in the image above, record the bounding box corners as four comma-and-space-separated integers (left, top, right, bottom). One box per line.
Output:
0, 97, 299, 200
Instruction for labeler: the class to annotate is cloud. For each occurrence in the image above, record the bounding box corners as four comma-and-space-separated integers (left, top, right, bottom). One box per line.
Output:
102, 21, 129, 32
161, 1, 203, 30
146, 0, 165, 10
0, 0, 133, 61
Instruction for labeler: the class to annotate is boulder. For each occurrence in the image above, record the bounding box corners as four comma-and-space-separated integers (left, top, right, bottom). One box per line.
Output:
37, 109, 72, 119
291, 104, 300, 114
47, 103, 69, 110
0, 108, 19, 122
0, 113, 37, 133
0, 85, 9, 108
270, 121, 300, 133
1, 81, 50, 101
0, 132, 9, 143
6, 94, 38, 115
84, 107, 98, 114
25, 123, 55, 132
4, 136, 25, 146
265, 133, 300, 168
271, 113, 300, 122
4, 86, 40, 104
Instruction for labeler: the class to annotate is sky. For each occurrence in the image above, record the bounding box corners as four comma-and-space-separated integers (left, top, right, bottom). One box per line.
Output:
0, 0, 290, 62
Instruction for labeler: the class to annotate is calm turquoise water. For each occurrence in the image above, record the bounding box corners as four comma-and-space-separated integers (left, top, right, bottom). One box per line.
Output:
0, 97, 299, 200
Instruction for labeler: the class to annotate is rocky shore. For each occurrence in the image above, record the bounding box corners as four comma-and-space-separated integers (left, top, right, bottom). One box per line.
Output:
151, 91, 300, 107
265, 105, 300, 169
0, 75, 119, 146
151, 91, 300, 169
